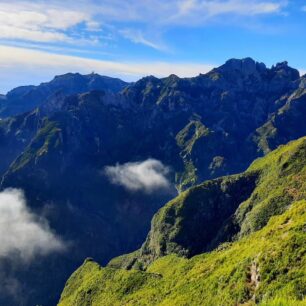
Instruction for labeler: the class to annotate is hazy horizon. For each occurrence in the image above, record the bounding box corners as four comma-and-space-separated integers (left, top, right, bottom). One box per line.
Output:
0, 0, 306, 93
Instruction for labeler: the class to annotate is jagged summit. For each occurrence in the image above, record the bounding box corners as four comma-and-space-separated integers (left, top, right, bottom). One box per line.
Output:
219, 57, 267, 75
271, 60, 300, 80
52, 72, 82, 79
164, 73, 180, 81
0, 58, 302, 119
206, 58, 300, 84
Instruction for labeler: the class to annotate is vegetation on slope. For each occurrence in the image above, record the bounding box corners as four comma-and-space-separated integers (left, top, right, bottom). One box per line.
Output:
58, 137, 306, 306
59, 199, 306, 306
108, 137, 306, 270
109, 172, 258, 269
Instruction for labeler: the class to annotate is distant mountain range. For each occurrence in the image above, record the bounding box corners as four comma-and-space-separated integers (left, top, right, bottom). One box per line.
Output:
0, 58, 305, 306
0, 73, 128, 118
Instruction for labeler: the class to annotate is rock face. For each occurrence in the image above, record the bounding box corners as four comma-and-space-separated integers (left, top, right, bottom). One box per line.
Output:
255, 85, 306, 153
0, 59, 305, 306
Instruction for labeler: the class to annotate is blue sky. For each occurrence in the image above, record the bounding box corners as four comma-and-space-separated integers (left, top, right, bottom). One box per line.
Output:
0, 0, 305, 93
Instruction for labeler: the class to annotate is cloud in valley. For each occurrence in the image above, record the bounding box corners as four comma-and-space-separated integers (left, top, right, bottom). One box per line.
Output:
104, 159, 171, 193
0, 189, 65, 261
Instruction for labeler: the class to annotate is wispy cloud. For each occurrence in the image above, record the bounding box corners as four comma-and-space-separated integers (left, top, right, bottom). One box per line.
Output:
0, 2, 94, 43
0, 45, 214, 92
120, 29, 167, 51
0, 189, 65, 262
0, 26, 69, 43
104, 159, 171, 193
0, 1, 288, 49
81, 0, 287, 24
171, 0, 286, 24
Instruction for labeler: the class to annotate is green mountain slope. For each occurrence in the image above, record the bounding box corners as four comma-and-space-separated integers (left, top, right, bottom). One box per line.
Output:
58, 137, 306, 306
108, 136, 306, 270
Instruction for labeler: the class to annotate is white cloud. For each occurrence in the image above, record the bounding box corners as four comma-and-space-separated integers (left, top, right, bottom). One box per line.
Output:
0, 45, 214, 93
0, 0, 287, 47
175, 0, 284, 20
0, 5, 87, 30
0, 25, 69, 43
78, 0, 286, 23
0, 189, 65, 261
104, 159, 171, 193
89, 0, 287, 26
0, 2, 93, 43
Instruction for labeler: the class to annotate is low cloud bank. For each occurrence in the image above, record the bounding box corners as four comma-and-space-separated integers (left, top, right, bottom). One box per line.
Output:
0, 189, 65, 261
105, 159, 171, 193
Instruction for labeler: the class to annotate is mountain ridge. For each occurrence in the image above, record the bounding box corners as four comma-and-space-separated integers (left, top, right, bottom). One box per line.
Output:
0, 73, 129, 118
0, 58, 305, 306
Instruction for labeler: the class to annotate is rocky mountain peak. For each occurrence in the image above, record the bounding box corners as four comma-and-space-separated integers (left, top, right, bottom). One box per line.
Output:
219, 57, 267, 76
167, 74, 180, 80
52, 72, 82, 80
271, 61, 300, 81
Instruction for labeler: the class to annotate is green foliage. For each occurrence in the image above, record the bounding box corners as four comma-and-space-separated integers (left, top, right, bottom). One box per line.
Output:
175, 120, 210, 191
59, 137, 306, 306
11, 119, 62, 171
260, 296, 306, 306
175, 160, 198, 192
59, 200, 306, 306
176, 120, 210, 154
236, 136, 306, 236
112, 138, 306, 270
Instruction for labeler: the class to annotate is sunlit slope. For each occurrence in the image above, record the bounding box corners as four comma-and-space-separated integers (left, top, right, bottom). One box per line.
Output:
58, 137, 306, 306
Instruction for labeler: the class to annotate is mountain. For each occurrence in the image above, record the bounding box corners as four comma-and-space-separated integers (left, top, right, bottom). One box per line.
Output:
255, 85, 306, 154
0, 73, 128, 118
0, 58, 305, 306
58, 136, 306, 306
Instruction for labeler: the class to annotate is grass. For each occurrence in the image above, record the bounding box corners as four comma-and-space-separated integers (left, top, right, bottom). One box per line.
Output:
58, 137, 306, 306
59, 200, 306, 306
111, 137, 305, 270
11, 119, 63, 171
